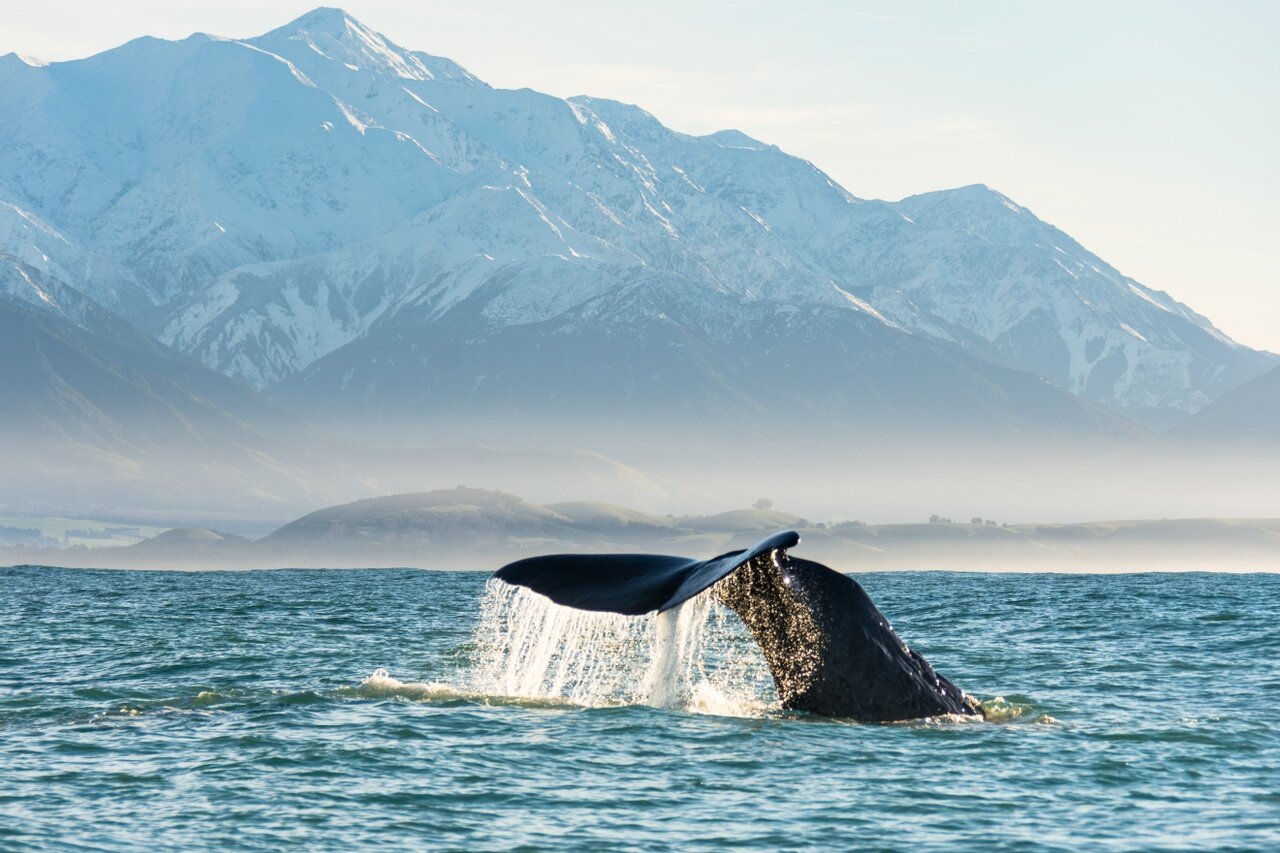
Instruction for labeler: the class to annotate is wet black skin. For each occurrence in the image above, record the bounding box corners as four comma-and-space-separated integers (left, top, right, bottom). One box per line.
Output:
495, 531, 983, 722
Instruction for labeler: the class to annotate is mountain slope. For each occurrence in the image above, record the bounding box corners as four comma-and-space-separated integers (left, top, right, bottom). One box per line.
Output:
277, 270, 1134, 452
253, 487, 585, 564
859, 185, 1269, 426
0, 7, 1271, 433
0, 262, 320, 511
1172, 366, 1280, 444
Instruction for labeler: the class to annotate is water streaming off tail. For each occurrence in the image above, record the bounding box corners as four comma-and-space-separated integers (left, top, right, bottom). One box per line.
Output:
468, 579, 777, 716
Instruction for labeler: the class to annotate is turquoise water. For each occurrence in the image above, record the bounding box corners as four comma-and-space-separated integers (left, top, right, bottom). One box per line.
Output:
2, 566, 1278, 851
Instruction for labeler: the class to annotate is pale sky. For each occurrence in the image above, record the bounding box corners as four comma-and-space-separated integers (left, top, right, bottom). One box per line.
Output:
4, 0, 1278, 352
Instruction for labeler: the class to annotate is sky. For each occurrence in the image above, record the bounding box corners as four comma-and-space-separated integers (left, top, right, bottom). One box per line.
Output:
4, 0, 1278, 352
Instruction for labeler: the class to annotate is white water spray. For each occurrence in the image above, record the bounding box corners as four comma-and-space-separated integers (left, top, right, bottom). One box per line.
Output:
468, 579, 776, 716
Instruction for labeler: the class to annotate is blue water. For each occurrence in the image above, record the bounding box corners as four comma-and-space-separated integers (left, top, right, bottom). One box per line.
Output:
2, 567, 1278, 851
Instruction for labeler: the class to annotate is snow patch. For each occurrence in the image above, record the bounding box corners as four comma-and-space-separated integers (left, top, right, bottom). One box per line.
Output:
671, 165, 705, 193
740, 207, 770, 231
1120, 323, 1148, 343
334, 99, 370, 134
1127, 283, 1172, 313
642, 198, 677, 238
232, 41, 316, 87
10, 263, 57, 307
831, 284, 898, 328
400, 86, 438, 112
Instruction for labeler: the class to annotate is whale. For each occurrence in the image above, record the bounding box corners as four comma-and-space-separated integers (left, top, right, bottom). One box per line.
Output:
494, 530, 984, 722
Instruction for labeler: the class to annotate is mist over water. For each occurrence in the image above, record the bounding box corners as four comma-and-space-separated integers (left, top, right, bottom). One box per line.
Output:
3, 566, 1278, 850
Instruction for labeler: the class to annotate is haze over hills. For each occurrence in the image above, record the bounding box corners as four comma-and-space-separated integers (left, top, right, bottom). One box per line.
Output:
1173, 366, 1280, 444
5, 488, 1278, 573
0, 7, 1276, 521
0, 247, 677, 515
0, 255, 326, 513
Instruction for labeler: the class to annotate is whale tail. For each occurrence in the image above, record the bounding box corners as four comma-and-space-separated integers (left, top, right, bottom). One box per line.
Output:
494, 531, 983, 722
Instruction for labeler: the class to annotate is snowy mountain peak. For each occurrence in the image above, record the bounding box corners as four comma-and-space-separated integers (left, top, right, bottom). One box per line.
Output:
258, 7, 476, 85
705, 129, 772, 151
0, 8, 1272, 427
275, 6, 356, 36
2, 52, 50, 68
901, 183, 1028, 217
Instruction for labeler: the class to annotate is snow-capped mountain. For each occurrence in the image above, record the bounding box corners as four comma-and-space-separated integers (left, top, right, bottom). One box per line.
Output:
276, 266, 1136, 454
0, 7, 1271, 429
857, 185, 1266, 425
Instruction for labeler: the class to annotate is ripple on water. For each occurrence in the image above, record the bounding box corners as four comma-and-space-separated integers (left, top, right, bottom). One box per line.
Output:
0, 566, 1278, 851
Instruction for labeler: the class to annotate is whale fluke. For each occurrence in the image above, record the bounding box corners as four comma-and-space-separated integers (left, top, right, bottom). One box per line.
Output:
494, 531, 983, 722
495, 530, 799, 616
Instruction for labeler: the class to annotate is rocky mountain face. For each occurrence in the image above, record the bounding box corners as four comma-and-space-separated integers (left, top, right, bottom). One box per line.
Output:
0, 7, 1273, 453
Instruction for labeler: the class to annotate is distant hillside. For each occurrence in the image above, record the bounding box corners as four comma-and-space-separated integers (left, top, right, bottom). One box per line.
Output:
1172, 366, 1280, 444
255, 488, 582, 563
7, 489, 1278, 572
679, 508, 806, 534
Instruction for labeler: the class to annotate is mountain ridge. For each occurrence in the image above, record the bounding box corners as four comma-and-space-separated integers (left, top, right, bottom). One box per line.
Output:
0, 7, 1273, 444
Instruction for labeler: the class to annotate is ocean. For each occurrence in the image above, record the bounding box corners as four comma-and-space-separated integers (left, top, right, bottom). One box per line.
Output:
2, 566, 1277, 851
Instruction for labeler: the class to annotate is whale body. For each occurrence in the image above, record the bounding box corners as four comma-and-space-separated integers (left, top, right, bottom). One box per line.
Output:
494, 531, 983, 722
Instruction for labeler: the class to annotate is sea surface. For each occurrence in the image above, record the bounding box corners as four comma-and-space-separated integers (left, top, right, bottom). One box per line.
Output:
1, 566, 1278, 851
